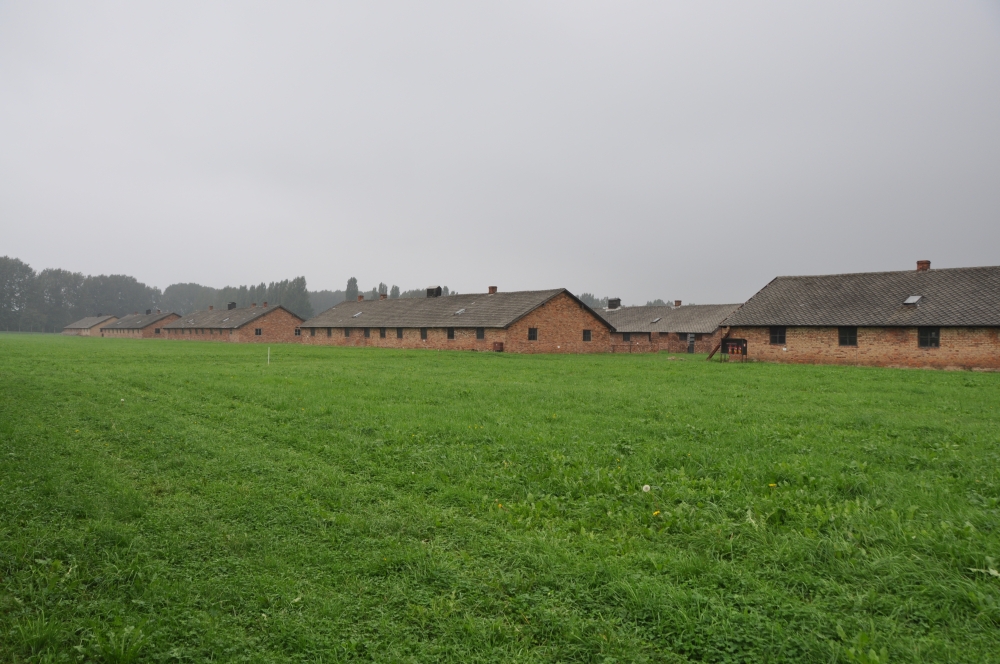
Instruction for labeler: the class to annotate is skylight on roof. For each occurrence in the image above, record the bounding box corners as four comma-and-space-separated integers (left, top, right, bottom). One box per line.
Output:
651, 317, 661, 323
454, 308, 466, 315
353, 312, 362, 318
222, 317, 229, 322
903, 295, 922, 305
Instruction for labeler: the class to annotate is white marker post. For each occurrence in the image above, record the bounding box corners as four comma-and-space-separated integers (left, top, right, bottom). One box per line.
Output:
268, 347, 270, 365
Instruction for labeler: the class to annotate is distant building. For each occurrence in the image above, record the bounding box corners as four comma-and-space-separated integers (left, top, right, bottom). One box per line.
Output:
722, 261, 1000, 369
100, 310, 180, 338
297, 287, 613, 353
62, 315, 117, 336
162, 302, 303, 343
597, 301, 740, 353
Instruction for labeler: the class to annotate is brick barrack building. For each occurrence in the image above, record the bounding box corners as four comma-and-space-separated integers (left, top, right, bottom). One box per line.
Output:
722, 261, 1000, 370
162, 302, 303, 343
297, 287, 613, 353
100, 310, 180, 338
598, 300, 740, 353
62, 315, 117, 336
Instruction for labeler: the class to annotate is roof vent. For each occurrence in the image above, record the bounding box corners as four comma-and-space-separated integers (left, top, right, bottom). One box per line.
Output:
146, 309, 151, 315
917, 260, 931, 272
228, 302, 236, 310
607, 298, 621, 310
251, 303, 256, 308
209, 306, 214, 311
488, 286, 497, 294
352, 312, 362, 318
426, 286, 442, 298
904, 295, 922, 305
263, 301, 268, 308
455, 308, 466, 315
651, 317, 661, 323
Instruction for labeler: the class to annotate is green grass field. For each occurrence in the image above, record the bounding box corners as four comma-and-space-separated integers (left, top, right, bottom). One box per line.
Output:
1, 335, 999, 662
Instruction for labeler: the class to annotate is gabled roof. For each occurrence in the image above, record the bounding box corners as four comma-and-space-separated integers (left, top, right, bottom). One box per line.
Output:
300, 289, 614, 330
597, 304, 741, 334
163, 305, 302, 330
723, 265, 1000, 327
63, 315, 116, 330
102, 311, 177, 330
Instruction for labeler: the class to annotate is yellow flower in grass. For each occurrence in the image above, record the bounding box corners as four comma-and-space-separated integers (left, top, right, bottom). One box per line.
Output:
653, 511, 660, 516
769, 483, 777, 488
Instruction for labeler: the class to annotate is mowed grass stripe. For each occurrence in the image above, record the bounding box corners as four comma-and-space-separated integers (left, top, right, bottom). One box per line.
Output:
1, 334, 999, 662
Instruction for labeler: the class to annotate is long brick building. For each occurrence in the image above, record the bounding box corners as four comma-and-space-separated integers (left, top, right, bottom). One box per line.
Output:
297, 287, 613, 353
62, 315, 117, 336
162, 302, 303, 343
722, 261, 1000, 369
598, 301, 740, 353
100, 310, 180, 338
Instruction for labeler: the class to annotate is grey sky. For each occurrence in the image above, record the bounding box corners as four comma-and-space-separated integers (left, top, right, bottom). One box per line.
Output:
2, 2, 998, 304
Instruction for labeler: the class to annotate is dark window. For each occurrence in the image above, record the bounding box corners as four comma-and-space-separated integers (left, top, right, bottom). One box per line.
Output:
622, 332, 631, 342
476, 327, 485, 340
254, 328, 262, 336
918, 327, 940, 348
154, 328, 160, 334
420, 328, 427, 340
345, 328, 351, 338
447, 327, 455, 340
295, 329, 302, 336
838, 326, 857, 346
528, 328, 538, 341
364, 328, 370, 338
770, 326, 786, 345
583, 329, 591, 342
694, 333, 703, 341
308, 328, 314, 336
327, 328, 332, 337
380, 327, 386, 338
397, 328, 403, 339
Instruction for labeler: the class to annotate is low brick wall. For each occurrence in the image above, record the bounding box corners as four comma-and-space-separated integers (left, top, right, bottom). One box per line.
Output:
163, 308, 302, 344
728, 326, 1000, 370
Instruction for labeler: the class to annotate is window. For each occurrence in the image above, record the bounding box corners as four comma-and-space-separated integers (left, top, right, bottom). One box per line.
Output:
295, 329, 302, 336
154, 328, 160, 334
420, 328, 427, 340
254, 328, 262, 336
447, 327, 455, 340
327, 328, 332, 337
397, 328, 403, 339
528, 328, 538, 341
918, 327, 940, 348
344, 328, 351, 338
583, 329, 592, 342
476, 327, 485, 340
622, 333, 631, 342
838, 326, 857, 346
308, 328, 314, 336
364, 328, 370, 338
770, 326, 786, 345
380, 327, 386, 338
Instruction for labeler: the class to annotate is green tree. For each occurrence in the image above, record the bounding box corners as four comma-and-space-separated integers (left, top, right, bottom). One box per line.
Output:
345, 277, 358, 303
27, 268, 86, 332
0, 256, 35, 331
389, 285, 400, 299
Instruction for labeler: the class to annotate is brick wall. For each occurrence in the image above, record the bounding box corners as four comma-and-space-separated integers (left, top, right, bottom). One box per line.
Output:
658, 328, 727, 354
728, 326, 1000, 370
163, 308, 302, 344
299, 292, 613, 353
101, 314, 180, 339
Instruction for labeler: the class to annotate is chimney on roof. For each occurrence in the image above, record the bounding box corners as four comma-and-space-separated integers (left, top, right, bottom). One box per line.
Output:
357, 295, 364, 302
917, 260, 931, 272
426, 286, 442, 298
674, 300, 682, 307
156, 309, 160, 314
145, 309, 151, 315
227, 302, 236, 310
263, 301, 268, 308
608, 298, 621, 310
488, 286, 497, 294
252, 303, 257, 308
379, 293, 387, 300
209, 305, 214, 311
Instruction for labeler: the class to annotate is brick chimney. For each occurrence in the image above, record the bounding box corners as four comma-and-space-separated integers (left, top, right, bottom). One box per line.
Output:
357, 295, 364, 302
917, 260, 930, 272
608, 298, 621, 310
209, 305, 214, 311
674, 300, 682, 307
263, 301, 268, 308
379, 293, 387, 300
251, 303, 257, 308
488, 286, 497, 294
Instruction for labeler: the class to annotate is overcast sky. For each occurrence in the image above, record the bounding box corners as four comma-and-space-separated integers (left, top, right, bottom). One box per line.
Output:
1, 2, 998, 304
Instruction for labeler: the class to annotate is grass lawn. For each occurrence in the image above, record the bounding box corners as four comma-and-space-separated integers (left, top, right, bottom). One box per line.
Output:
1, 334, 999, 662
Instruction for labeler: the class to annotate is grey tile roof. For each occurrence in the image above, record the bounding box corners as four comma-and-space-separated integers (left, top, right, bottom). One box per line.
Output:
102, 311, 177, 330
63, 315, 116, 330
300, 289, 613, 329
163, 305, 302, 330
723, 265, 1000, 327
597, 304, 741, 334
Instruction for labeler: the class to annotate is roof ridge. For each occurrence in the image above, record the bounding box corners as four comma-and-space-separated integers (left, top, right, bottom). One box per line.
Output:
773, 265, 1000, 280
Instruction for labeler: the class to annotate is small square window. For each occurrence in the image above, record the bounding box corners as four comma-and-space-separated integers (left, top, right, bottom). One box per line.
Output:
254, 328, 262, 336
918, 327, 940, 348
295, 329, 302, 336
364, 328, 370, 338
476, 327, 485, 340
770, 326, 786, 345
420, 328, 428, 340
622, 332, 631, 342
447, 327, 455, 340
583, 329, 592, 342
528, 328, 538, 341
344, 328, 351, 338
154, 328, 160, 334
397, 328, 403, 339
380, 327, 386, 338
838, 326, 857, 346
